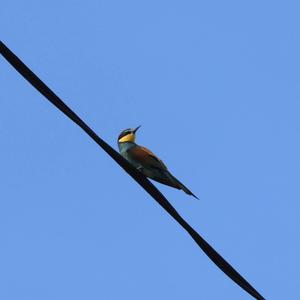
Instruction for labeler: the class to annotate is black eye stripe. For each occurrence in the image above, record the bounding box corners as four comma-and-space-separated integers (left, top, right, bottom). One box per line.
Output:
118, 129, 132, 140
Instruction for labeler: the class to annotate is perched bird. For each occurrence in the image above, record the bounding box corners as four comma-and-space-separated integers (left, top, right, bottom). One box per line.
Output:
118, 126, 198, 199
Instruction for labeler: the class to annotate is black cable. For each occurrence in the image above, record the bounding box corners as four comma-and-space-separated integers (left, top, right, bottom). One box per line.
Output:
0, 41, 265, 300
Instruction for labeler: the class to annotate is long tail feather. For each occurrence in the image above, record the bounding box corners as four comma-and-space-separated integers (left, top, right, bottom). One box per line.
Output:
167, 172, 199, 199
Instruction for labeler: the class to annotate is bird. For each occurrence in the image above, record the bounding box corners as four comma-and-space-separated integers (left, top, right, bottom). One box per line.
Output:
117, 126, 198, 199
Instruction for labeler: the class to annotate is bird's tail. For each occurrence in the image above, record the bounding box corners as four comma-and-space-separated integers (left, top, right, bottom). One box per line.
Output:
167, 172, 199, 199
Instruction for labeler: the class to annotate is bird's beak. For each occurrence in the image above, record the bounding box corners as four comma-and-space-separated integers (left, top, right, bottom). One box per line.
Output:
133, 125, 141, 133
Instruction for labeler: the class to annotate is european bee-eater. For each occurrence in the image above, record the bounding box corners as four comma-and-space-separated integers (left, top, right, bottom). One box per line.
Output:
118, 126, 198, 199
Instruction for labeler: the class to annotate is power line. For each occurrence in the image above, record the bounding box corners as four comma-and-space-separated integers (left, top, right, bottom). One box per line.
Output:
0, 41, 265, 300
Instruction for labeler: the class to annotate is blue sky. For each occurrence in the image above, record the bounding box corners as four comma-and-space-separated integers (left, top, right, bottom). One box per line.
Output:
1, 1, 300, 299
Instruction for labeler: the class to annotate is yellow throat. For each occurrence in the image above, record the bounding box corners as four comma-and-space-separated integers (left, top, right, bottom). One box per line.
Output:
118, 132, 136, 143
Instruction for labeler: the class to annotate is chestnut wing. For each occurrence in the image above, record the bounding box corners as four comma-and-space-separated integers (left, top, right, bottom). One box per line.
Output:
128, 146, 168, 171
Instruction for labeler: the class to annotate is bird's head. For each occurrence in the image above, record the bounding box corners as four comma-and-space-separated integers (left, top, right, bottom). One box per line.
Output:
118, 126, 141, 143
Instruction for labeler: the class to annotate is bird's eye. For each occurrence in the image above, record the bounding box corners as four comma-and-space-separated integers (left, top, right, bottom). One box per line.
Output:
118, 130, 130, 140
